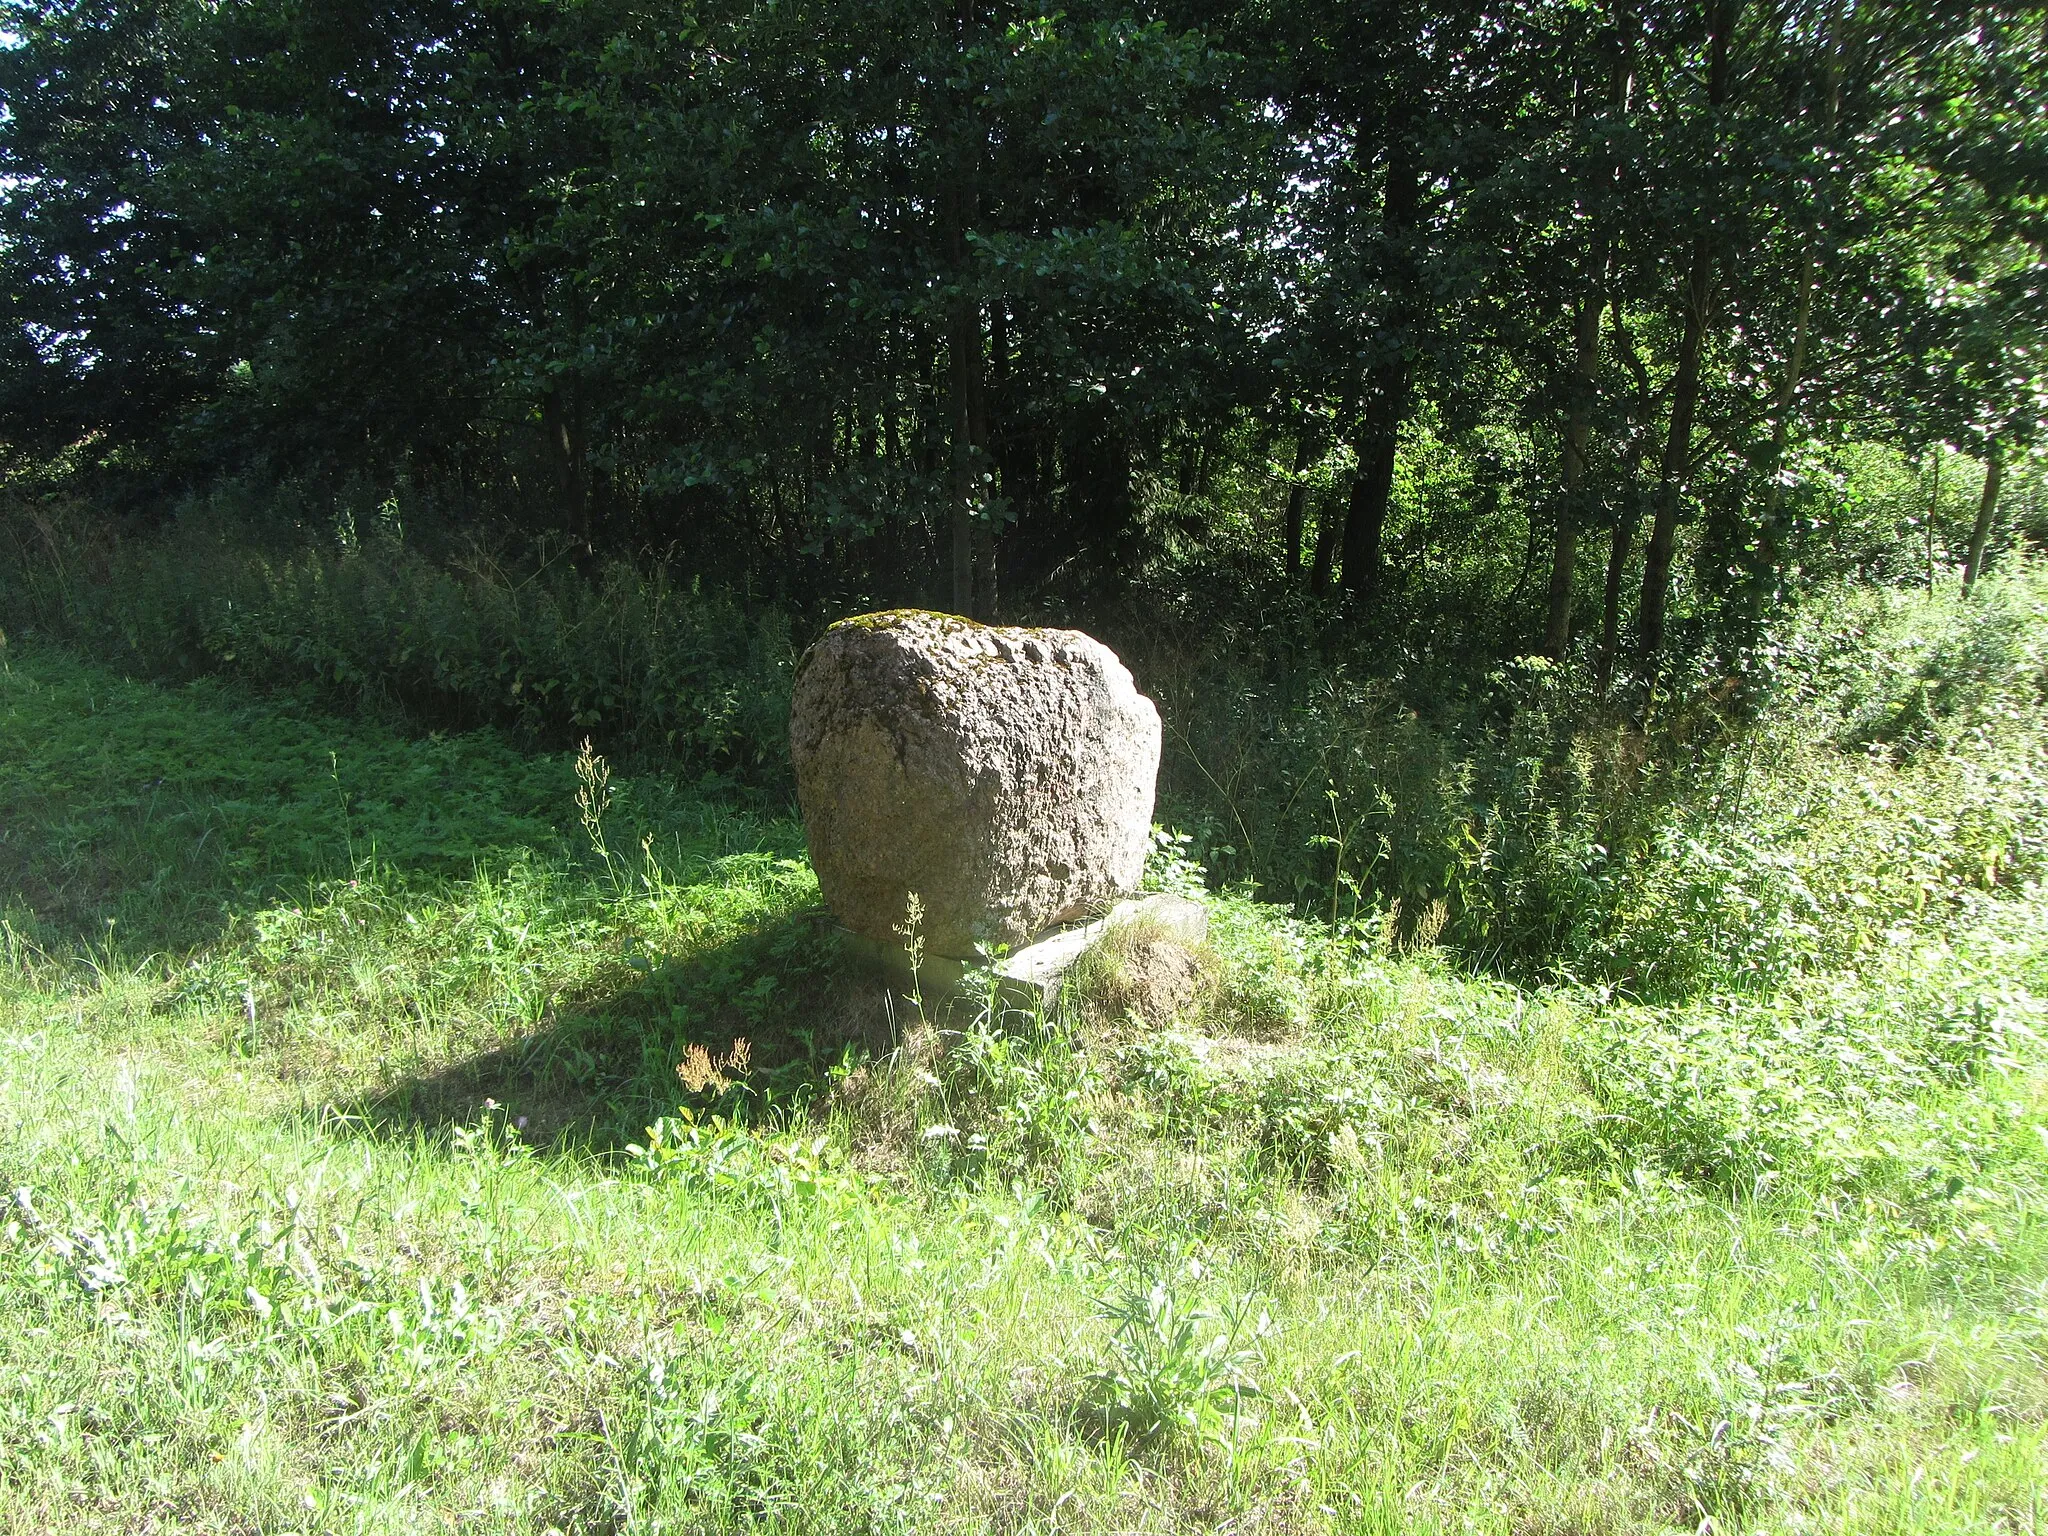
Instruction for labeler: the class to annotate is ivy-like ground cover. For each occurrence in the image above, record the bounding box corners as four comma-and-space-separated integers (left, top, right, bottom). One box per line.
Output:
1, 642, 2044, 1534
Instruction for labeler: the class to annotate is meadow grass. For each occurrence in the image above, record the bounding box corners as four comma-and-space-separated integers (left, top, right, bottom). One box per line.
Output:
1, 640, 2044, 1533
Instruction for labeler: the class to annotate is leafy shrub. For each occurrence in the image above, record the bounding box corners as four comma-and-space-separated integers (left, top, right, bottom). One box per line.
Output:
1588, 573, 2048, 996
1120, 1032, 1400, 1186
1573, 914, 2047, 1193
625, 1110, 851, 1213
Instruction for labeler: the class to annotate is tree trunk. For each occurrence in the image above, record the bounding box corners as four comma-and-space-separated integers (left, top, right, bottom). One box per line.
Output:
541, 386, 588, 545
975, 513, 999, 619
1597, 503, 1637, 689
1546, 293, 1602, 656
1283, 422, 1317, 581
1636, 0, 1733, 664
1195, 430, 1221, 497
1546, 44, 1625, 659
976, 311, 1002, 622
942, 2, 992, 617
1545, 507, 1578, 662
1636, 240, 1716, 661
947, 288, 990, 616
941, 136, 993, 615
1309, 489, 1339, 596
1926, 446, 1942, 592
1753, 231, 1817, 585
1600, 293, 1654, 689
1963, 437, 2003, 593
882, 324, 903, 467
1341, 386, 1407, 609
1340, 137, 1423, 611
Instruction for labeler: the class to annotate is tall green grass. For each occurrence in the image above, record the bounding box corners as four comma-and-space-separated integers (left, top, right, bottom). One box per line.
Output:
1141, 567, 2048, 998
0, 493, 795, 787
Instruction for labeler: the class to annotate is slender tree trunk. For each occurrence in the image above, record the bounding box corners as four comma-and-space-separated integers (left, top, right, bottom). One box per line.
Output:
1340, 137, 1423, 612
948, 377, 974, 614
1195, 430, 1222, 498
1636, 0, 1733, 664
942, 3, 992, 617
1342, 384, 1408, 609
1926, 446, 1942, 592
1963, 437, 2003, 593
975, 512, 999, 619
986, 302, 1017, 609
1754, 232, 1817, 586
975, 323, 1000, 621
1547, 293, 1602, 656
989, 305, 1011, 441
541, 387, 588, 544
568, 413, 590, 545
1585, 46, 1640, 685
1597, 504, 1637, 688
941, 162, 992, 614
947, 288, 989, 616
880, 323, 903, 469
1545, 502, 1578, 661
1635, 237, 1714, 661
1600, 295, 1652, 688
1546, 45, 1623, 659
1283, 422, 1317, 581
1309, 491, 1339, 596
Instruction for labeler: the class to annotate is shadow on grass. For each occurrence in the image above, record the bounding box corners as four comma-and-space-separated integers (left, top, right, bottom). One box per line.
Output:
336, 907, 907, 1155
0, 638, 795, 960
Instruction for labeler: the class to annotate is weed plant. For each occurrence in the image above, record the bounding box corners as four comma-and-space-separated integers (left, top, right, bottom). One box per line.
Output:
1, 634, 2044, 1531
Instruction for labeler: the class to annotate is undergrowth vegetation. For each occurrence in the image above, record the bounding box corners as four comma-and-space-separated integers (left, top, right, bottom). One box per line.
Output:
4, 1, 2044, 1524
1, 605, 2045, 1532
1149, 565, 2048, 1001
12, 497, 2048, 1006
0, 496, 795, 789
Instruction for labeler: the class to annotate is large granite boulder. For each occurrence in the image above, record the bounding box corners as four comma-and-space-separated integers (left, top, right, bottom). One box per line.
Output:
790, 610, 1161, 960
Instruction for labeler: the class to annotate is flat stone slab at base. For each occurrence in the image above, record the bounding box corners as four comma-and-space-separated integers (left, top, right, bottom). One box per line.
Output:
844, 894, 1207, 1015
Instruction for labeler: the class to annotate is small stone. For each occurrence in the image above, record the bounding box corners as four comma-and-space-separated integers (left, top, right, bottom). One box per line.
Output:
790, 609, 1161, 960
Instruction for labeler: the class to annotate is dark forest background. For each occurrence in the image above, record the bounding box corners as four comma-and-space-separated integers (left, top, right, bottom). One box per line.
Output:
3, 0, 2047, 986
